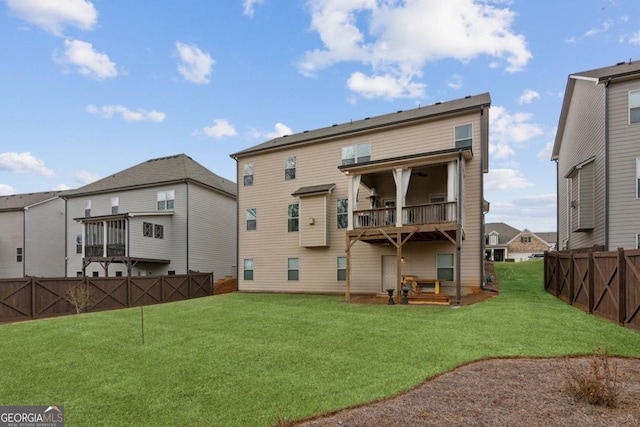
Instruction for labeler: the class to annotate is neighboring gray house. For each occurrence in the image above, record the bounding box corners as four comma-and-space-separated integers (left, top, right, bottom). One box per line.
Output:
0, 191, 66, 278
63, 154, 237, 278
552, 60, 640, 251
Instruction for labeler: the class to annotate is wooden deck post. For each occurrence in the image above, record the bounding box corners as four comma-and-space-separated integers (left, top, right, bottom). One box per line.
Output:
346, 233, 351, 303
396, 231, 402, 304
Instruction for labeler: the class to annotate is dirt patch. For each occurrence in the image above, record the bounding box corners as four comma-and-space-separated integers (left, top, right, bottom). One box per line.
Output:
295, 357, 640, 427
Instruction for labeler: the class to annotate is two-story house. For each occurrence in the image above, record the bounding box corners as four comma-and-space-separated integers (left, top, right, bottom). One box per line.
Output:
231, 94, 491, 304
552, 60, 640, 251
0, 191, 66, 278
485, 222, 556, 262
63, 154, 237, 278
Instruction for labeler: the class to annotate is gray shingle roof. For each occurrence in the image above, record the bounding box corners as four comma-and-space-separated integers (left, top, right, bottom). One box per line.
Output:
571, 60, 640, 81
0, 191, 64, 211
63, 154, 236, 198
485, 222, 520, 245
231, 93, 491, 158
534, 232, 557, 245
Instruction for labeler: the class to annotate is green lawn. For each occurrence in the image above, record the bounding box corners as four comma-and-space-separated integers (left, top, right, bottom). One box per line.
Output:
1, 260, 639, 426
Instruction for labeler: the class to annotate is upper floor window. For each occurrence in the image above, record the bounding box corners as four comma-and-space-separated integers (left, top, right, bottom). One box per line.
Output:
636, 158, 640, 198
76, 234, 82, 254
143, 222, 153, 237
630, 90, 640, 124
16, 248, 22, 263
488, 234, 498, 246
111, 196, 119, 215
247, 208, 257, 230
157, 190, 175, 210
637, 234, 640, 249
454, 124, 472, 148
154, 224, 164, 239
341, 143, 371, 165
84, 200, 91, 217
288, 204, 299, 232
285, 156, 296, 180
243, 163, 254, 186
337, 199, 348, 229
521, 236, 531, 243
337, 257, 346, 281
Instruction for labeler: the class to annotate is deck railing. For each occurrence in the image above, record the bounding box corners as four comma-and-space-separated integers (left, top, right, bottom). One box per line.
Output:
84, 244, 126, 257
353, 202, 456, 229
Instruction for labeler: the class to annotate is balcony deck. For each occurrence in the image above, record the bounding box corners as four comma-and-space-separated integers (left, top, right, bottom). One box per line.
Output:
349, 202, 460, 244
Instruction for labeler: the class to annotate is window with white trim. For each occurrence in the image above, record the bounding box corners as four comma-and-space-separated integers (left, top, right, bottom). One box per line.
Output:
337, 199, 348, 229
84, 200, 91, 217
437, 253, 454, 281
154, 224, 164, 239
454, 124, 472, 148
288, 258, 299, 281
243, 163, 254, 186
111, 196, 119, 215
637, 234, 640, 249
630, 90, 640, 124
157, 190, 175, 210
341, 143, 371, 165
337, 257, 346, 281
244, 259, 254, 280
285, 156, 296, 180
247, 208, 257, 230
288, 204, 299, 232
16, 248, 22, 262
636, 158, 640, 198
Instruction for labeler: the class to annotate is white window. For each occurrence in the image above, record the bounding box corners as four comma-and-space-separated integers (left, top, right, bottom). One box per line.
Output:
288, 204, 299, 232
454, 124, 472, 148
244, 259, 254, 280
246, 208, 257, 230
285, 156, 296, 180
437, 253, 454, 282
157, 190, 175, 210
243, 163, 254, 186
630, 90, 640, 124
288, 258, 299, 281
636, 158, 640, 198
84, 200, 91, 217
341, 143, 371, 165
111, 196, 119, 215
337, 257, 346, 281
489, 234, 498, 245
337, 199, 348, 229
637, 234, 640, 249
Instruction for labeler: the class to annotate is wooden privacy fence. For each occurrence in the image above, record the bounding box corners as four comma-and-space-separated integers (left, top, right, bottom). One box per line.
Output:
0, 272, 213, 323
545, 248, 640, 332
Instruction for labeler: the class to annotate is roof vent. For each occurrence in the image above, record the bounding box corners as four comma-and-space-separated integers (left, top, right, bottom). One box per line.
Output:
282, 135, 288, 138
616, 61, 626, 65
303, 130, 309, 133
465, 95, 471, 99
364, 117, 370, 120
435, 101, 441, 105
397, 110, 403, 113
332, 124, 338, 127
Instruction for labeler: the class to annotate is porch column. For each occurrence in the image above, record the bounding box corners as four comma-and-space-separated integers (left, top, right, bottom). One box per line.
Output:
447, 161, 457, 221
346, 174, 361, 230
393, 167, 411, 227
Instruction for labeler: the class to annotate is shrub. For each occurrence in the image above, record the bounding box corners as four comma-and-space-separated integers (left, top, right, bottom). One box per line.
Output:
65, 281, 97, 314
564, 349, 619, 407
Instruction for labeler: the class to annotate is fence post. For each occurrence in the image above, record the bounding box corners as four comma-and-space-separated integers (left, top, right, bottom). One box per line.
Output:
554, 252, 560, 296
568, 252, 575, 305
587, 250, 594, 313
126, 275, 131, 308
618, 247, 626, 326
30, 276, 36, 320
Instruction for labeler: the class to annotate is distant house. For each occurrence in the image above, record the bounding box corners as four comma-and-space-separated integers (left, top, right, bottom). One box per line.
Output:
0, 191, 66, 278
485, 222, 556, 262
231, 94, 491, 303
552, 60, 640, 251
62, 154, 237, 278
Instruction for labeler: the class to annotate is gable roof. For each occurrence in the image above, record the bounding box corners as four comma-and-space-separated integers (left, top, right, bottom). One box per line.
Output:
535, 232, 557, 245
552, 60, 640, 160
231, 93, 491, 158
0, 191, 65, 212
485, 222, 520, 245
63, 154, 236, 198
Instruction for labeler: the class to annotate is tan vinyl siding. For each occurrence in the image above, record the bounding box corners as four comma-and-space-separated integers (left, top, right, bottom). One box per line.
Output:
0, 211, 24, 278
556, 79, 606, 250
607, 80, 640, 248
237, 106, 486, 295
300, 194, 327, 247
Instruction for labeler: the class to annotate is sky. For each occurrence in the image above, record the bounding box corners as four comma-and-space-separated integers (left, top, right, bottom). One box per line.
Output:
1, 0, 639, 233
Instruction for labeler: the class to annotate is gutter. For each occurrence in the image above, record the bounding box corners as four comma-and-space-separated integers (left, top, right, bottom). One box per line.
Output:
604, 78, 611, 250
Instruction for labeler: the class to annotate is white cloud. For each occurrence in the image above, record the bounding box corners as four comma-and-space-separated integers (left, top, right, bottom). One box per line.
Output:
175, 42, 215, 84
585, 19, 612, 37
0, 184, 16, 196
53, 183, 71, 191
243, 0, 264, 17
57, 39, 118, 80
446, 74, 463, 90
6, 0, 97, 36
346, 72, 425, 99
298, 0, 531, 99
74, 170, 99, 184
536, 142, 553, 161
0, 152, 55, 177
200, 119, 238, 139
250, 123, 293, 140
490, 105, 544, 150
485, 168, 533, 191
87, 105, 166, 122
489, 143, 515, 160
518, 89, 540, 105
626, 31, 640, 45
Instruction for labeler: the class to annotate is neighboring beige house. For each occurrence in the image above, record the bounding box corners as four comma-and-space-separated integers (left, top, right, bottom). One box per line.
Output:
552, 60, 640, 251
485, 222, 556, 262
231, 93, 491, 304
63, 154, 237, 278
0, 191, 66, 278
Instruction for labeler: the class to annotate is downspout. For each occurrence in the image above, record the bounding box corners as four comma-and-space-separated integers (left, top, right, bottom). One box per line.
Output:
126, 216, 131, 277
64, 198, 68, 277
232, 156, 239, 290
604, 78, 611, 250
186, 182, 190, 273
456, 150, 462, 305
479, 105, 486, 290
22, 208, 26, 277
